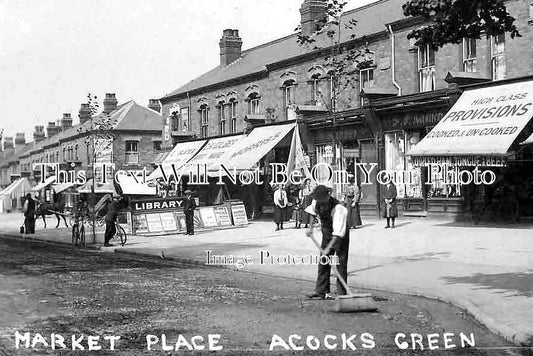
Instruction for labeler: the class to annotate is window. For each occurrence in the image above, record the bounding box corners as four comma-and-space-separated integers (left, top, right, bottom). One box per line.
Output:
180, 107, 190, 131
125, 140, 139, 164
491, 34, 506, 80
200, 105, 209, 138
153, 141, 162, 151
228, 100, 237, 134
326, 73, 336, 111
74, 145, 78, 160
283, 84, 295, 107
248, 94, 260, 115
463, 38, 477, 72
310, 75, 321, 105
359, 67, 374, 105
418, 44, 436, 92
62, 147, 66, 161
218, 103, 226, 135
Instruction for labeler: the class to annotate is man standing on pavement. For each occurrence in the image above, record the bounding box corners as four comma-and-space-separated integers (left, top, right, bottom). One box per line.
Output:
22, 193, 36, 234
305, 185, 349, 300
183, 189, 196, 235
273, 184, 288, 231
104, 196, 123, 247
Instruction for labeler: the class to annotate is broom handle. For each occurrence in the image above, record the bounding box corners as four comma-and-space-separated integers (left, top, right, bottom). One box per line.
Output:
308, 232, 353, 295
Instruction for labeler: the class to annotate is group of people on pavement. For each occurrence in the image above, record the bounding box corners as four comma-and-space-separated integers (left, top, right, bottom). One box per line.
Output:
273, 175, 366, 232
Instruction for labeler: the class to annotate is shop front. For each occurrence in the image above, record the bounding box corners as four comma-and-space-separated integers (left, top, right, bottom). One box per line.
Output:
409, 79, 533, 221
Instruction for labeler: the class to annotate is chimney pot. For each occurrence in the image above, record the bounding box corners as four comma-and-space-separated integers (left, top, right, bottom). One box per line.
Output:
46, 121, 61, 138
219, 29, 243, 67
148, 99, 162, 113
79, 103, 92, 124
103, 93, 118, 114
15, 132, 26, 146
300, 0, 327, 38
33, 125, 45, 142
60, 113, 73, 130
3, 137, 14, 150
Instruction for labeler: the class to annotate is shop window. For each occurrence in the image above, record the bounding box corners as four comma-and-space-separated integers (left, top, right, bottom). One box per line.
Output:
418, 44, 436, 92
491, 34, 506, 80
462, 38, 477, 72
125, 140, 139, 164
200, 105, 209, 138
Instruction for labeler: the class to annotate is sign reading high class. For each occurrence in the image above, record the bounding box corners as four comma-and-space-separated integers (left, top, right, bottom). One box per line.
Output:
410, 81, 533, 156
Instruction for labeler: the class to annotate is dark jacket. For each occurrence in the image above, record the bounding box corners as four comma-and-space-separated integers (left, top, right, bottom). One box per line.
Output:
382, 183, 398, 218
183, 196, 197, 214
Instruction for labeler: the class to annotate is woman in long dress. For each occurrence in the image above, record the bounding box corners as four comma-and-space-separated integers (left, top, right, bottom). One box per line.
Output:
383, 179, 398, 228
299, 178, 313, 228
344, 176, 363, 229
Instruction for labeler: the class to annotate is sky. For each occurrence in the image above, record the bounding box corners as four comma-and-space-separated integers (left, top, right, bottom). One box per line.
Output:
0, 0, 375, 144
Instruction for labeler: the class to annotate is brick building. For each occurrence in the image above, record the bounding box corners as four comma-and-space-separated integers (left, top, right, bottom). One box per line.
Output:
0, 94, 163, 210
158, 0, 533, 218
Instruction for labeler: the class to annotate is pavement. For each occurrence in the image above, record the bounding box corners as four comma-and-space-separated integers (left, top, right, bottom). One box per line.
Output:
1, 212, 532, 348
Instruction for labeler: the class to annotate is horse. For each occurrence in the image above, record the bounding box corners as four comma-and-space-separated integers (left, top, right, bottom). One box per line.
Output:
35, 201, 69, 229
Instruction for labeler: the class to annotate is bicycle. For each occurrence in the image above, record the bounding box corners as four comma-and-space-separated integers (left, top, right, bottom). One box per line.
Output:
96, 217, 127, 246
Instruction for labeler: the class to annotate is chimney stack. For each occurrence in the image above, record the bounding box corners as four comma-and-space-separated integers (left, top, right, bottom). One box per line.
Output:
148, 99, 162, 113
15, 132, 26, 146
46, 122, 61, 138
300, 0, 327, 38
79, 103, 92, 124
219, 29, 242, 67
103, 93, 118, 114
60, 113, 73, 130
3, 137, 14, 151
33, 126, 45, 142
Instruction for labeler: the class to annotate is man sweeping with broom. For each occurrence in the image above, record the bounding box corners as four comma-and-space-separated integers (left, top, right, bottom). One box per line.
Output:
304, 185, 349, 300
304, 185, 377, 312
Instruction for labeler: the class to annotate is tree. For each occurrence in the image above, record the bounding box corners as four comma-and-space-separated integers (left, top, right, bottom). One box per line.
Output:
403, 0, 521, 49
77, 93, 117, 244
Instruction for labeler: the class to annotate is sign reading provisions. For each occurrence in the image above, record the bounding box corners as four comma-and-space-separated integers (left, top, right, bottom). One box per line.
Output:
409, 81, 533, 157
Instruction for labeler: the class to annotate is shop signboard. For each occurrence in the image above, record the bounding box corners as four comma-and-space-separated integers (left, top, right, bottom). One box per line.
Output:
146, 214, 163, 232
410, 81, 533, 156
198, 207, 218, 227
133, 214, 149, 234
230, 202, 248, 226
160, 212, 178, 231
213, 206, 232, 226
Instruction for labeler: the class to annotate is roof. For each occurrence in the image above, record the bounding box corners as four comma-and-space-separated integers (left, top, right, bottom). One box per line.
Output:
161, 0, 406, 100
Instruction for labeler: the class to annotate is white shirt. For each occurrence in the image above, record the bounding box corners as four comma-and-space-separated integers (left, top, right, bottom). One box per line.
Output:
305, 199, 348, 237
273, 189, 288, 208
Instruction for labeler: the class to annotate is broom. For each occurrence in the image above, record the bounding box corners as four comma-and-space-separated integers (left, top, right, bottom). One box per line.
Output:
308, 232, 378, 313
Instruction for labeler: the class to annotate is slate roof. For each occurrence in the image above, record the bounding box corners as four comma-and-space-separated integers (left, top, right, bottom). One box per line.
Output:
162, 0, 406, 100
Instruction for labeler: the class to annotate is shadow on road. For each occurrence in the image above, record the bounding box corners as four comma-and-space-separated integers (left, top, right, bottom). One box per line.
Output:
441, 272, 533, 298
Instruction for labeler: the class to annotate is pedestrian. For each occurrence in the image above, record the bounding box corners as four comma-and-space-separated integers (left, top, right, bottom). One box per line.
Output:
305, 185, 349, 300
293, 185, 303, 229
382, 176, 398, 229
183, 189, 197, 235
273, 184, 288, 231
104, 196, 121, 247
22, 193, 36, 234
300, 178, 313, 228
344, 175, 363, 229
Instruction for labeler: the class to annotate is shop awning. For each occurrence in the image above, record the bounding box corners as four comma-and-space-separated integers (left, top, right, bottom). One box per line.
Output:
183, 135, 244, 173
77, 178, 115, 194
216, 122, 295, 173
520, 133, 533, 145
0, 178, 30, 198
52, 182, 75, 194
409, 80, 533, 157
149, 139, 208, 180
31, 176, 56, 191
116, 174, 156, 195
